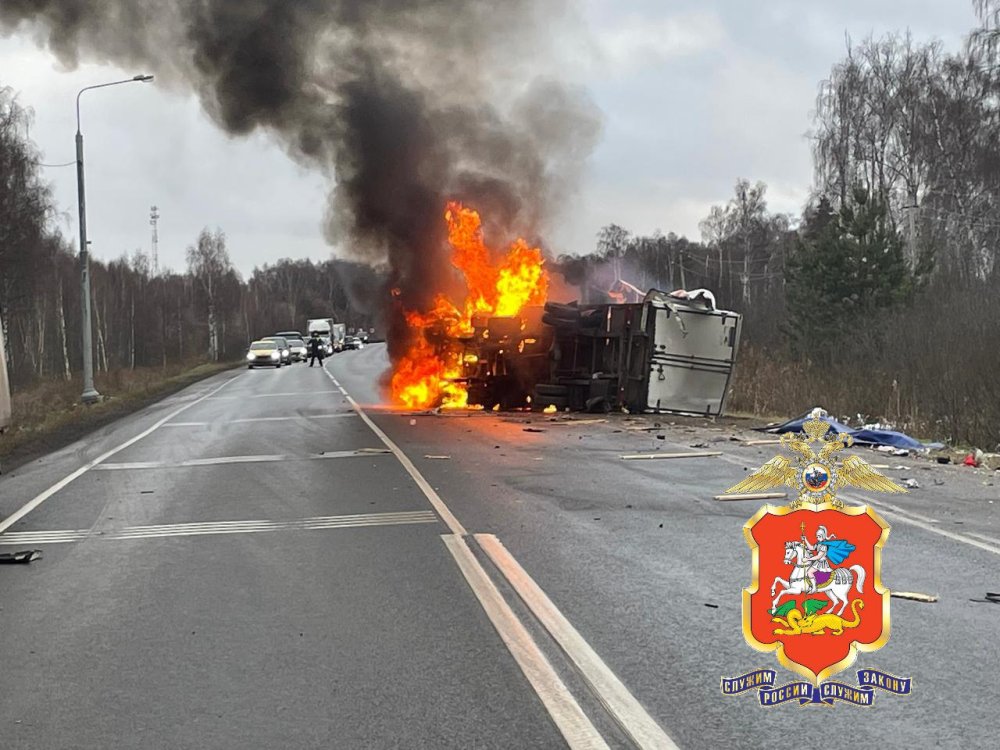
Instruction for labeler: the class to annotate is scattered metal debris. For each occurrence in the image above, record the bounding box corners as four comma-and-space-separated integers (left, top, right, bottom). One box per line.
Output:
891, 591, 938, 603
970, 592, 1000, 604
423, 455, 451, 459
743, 439, 783, 446
621, 451, 722, 461
901, 478, 921, 489
714, 492, 787, 501
523, 427, 546, 433
0, 550, 42, 564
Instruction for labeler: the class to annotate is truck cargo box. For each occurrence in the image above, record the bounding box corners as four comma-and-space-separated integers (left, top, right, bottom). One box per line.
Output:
534, 288, 741, 417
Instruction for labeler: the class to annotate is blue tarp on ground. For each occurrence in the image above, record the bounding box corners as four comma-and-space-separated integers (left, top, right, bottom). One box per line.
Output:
759, 413, 927, 450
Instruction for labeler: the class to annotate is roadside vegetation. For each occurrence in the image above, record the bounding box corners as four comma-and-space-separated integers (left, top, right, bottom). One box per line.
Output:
557, 4, 1000, 450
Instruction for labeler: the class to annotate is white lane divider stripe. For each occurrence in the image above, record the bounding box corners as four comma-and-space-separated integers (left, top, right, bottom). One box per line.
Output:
112, 515, 436, 540
321, 366, 467, 536
161, 413, 358, 427
206, 391, 340, 399
843, 495, 1000, 555
94, 449, 391, 471
0, 511, 438, 544
476, 534, 680, 750
0, 374, 241, 534
442, 535, 611, 750
968, 531, 1000, 546
120, 511, 434, 533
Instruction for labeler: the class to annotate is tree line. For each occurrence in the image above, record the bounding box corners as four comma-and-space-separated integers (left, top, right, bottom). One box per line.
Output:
558, 3, 1000, 445
3, 2, 999, 444
0, 86, 380, 388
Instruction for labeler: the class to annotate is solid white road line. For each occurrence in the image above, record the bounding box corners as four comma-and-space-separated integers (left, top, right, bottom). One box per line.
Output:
321, 366, 467, 536
967, 531, 1000, 546
476, 534, 680, 750
442, 535, 611, 750
0, 375, 240, 534
94, 449, 391, 471
857, 496, 1000, 557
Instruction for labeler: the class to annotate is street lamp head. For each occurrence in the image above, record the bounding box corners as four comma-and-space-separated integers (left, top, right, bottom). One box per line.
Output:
133, 74, 154, 82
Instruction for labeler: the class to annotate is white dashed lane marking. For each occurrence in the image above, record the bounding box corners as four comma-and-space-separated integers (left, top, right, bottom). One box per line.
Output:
0, 511, 438, 545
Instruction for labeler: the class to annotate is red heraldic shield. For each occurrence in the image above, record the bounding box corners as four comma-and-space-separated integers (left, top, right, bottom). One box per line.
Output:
743, 503, 890, 684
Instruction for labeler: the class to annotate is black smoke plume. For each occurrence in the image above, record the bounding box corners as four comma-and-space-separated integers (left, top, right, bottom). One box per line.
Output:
0, 0, 601, 368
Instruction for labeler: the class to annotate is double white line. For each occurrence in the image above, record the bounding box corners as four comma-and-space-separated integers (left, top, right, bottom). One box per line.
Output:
324, 365, 678, 750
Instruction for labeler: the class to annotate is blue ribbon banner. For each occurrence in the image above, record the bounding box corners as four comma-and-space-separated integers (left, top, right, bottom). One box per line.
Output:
721, 669, 911, 707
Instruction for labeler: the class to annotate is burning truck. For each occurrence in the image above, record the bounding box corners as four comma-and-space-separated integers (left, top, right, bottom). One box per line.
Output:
390, 203, 742, 417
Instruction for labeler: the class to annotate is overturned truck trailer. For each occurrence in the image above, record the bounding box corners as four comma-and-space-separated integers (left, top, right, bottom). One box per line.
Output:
457, 289, 742, 416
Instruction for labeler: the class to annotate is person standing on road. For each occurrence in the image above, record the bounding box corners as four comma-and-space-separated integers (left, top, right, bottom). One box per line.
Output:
308, 332, 325, 367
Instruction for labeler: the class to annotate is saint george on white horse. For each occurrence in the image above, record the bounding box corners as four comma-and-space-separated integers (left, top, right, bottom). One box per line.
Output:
770, 539, 866, 616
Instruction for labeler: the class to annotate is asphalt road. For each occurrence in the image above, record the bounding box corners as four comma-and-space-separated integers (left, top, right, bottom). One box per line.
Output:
1, 343, 998, 749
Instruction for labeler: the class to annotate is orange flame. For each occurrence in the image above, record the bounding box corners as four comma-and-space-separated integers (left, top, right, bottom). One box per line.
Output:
390, 202, 548, 408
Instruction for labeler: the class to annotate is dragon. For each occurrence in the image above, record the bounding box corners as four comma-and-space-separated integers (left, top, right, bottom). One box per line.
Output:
772, 599, 865, 636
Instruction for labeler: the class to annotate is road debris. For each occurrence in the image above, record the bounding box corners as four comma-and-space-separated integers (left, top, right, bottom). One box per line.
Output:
901, 478, 921, 489
876, 446, 910, 456
423, 455, 451, 459
714, 492, 787, 501
409, 418, 417, 426
546, 418, 608, 426
743, 439, 783, 446
523, 427, 546, 433
621, 451, 722, 460
890, 591, 938, 603
981, 453, 1000, 471
0, 550, 42, 564
970, 592, 1000, 604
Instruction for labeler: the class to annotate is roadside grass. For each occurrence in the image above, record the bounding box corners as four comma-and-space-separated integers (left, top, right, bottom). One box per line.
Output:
0, 360, 239, 471
728, 346, 991, 450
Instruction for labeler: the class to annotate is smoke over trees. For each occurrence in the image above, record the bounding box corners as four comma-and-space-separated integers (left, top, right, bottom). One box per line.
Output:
0, 0, 602, 367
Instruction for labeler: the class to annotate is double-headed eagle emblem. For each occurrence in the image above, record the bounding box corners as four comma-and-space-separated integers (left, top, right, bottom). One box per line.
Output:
726, 411, 907, 507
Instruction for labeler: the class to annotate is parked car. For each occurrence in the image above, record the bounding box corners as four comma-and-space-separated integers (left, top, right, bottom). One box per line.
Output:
246, 340, 284, 368
259, 336, 292, 365
343, 335, 364, 350
285, 337, 307, 362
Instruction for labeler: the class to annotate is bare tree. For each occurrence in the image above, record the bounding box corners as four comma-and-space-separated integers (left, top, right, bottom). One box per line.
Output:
187, 228, 232, 362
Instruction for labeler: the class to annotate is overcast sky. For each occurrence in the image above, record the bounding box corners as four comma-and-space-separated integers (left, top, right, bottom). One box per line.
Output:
0, 1, 976, 277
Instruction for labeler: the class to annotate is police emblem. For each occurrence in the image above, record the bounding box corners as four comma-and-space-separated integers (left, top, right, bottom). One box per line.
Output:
720, 410, 914, 706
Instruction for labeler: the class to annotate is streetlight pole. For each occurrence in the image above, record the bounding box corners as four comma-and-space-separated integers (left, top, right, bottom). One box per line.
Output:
76, 74, 153, 404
